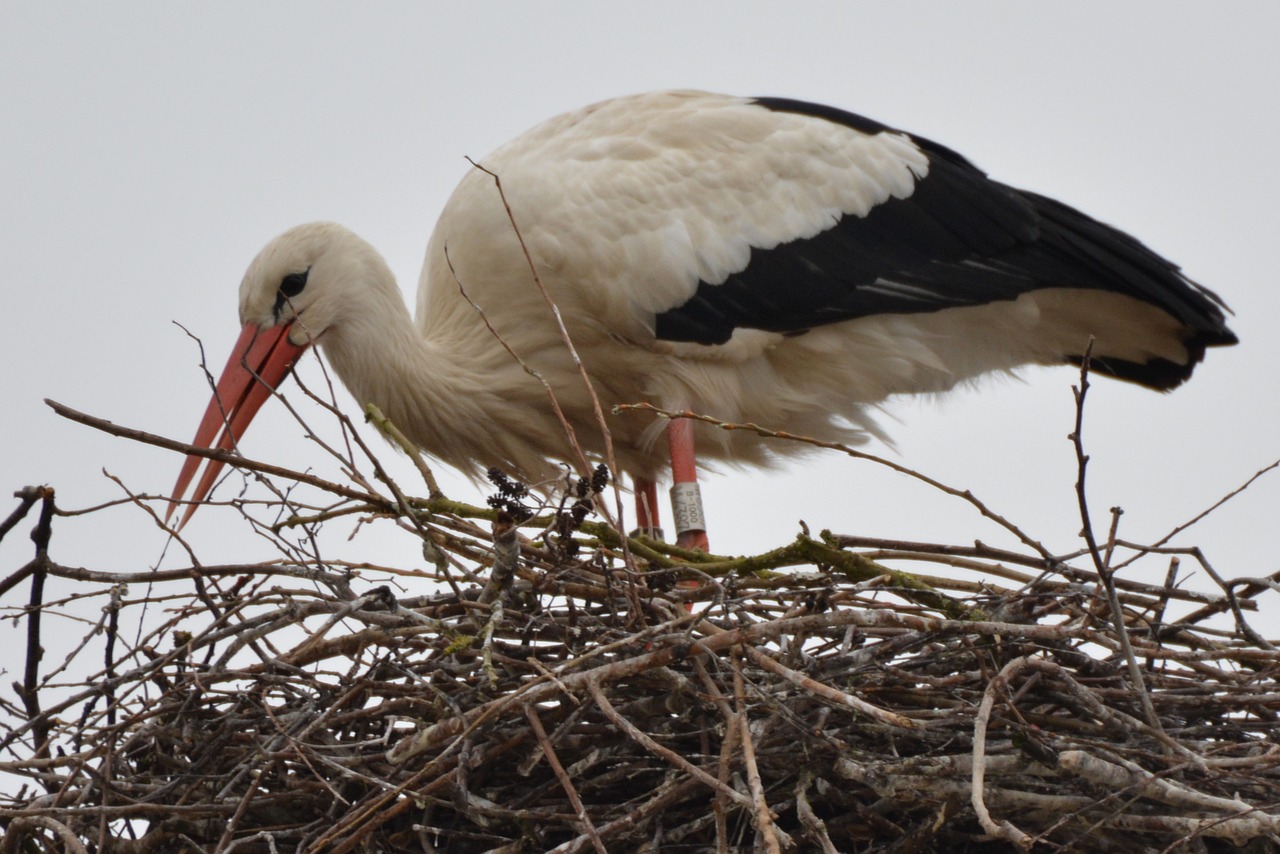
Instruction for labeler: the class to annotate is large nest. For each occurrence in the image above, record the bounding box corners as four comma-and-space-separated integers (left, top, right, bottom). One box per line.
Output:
3, 376, 1279, 853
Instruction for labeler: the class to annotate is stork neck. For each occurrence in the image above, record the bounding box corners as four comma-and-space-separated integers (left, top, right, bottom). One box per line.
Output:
319, 290, 521, 479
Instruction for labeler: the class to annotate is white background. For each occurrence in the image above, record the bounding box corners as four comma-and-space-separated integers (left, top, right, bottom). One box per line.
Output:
2, 3, 1277, 721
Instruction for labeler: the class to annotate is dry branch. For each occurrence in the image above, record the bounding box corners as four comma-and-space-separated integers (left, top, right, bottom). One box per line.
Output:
2, 380, 1277, 852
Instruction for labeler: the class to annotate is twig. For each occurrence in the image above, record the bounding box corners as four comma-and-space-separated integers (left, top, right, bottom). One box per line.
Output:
616, 402, 1057, 563
478, 511, 520, 607
364, 403, 442, 498
971, 657, 1035, 849
463, 160, 643, 582
732, 651, 783, 854
1146, 458, 1280, 554
44, 399, 387, 511
18, 486, 55, 759
742, 641, 916, 729
0, 816, 90, 854
795, 773, 839, 854
586, 677, 756, 811
526, 706, 606, 854
1069, 350, 1166, 741
0, 487, 42, 544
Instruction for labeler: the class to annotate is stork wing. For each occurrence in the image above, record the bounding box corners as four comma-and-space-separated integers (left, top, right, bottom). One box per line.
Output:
653, 97, 1235, 387
430, 91, 1234, 390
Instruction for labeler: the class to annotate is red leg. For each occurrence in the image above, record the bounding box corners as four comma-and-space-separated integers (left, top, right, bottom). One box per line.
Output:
633, 476, 662, 539
667, 418, 709, 552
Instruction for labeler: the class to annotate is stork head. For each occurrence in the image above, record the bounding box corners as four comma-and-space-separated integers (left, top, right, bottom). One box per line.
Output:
237, 221, 382, 344
166, 222, 385, 527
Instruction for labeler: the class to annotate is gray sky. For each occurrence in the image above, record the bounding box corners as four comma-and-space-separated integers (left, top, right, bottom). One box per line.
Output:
3, 3, 1277, 672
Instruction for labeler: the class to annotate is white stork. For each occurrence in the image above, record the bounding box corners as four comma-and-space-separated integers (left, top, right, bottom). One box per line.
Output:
167, 90, 1236, 548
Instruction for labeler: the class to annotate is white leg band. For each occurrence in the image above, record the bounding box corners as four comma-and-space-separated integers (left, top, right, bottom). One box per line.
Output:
670, 482, 706, 537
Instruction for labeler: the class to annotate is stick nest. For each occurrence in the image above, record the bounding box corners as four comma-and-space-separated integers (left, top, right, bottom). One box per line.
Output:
3, 391, 1279, 853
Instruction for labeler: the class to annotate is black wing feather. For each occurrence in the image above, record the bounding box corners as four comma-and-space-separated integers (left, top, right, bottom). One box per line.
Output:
653, 97, 1236, 388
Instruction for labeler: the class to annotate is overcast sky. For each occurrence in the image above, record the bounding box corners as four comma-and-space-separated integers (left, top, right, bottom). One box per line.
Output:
3, 3, 1278, 682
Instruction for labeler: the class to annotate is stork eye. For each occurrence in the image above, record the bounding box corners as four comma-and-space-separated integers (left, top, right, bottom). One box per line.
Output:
280, 270, 309, 298
273, 269, 310, 318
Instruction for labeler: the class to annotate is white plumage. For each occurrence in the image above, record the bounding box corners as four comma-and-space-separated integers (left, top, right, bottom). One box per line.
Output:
169, 90, 1235, 541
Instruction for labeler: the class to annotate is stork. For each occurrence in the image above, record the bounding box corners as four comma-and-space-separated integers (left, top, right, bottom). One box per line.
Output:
167, 90, 1236, 549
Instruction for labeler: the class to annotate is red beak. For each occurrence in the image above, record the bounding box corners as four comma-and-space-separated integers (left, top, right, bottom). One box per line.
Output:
166, 323, 308, 528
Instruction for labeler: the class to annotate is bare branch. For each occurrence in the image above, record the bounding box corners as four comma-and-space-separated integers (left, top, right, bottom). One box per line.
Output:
7, 366, 1275, 851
